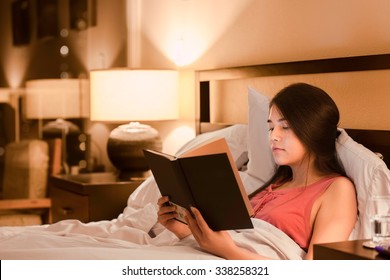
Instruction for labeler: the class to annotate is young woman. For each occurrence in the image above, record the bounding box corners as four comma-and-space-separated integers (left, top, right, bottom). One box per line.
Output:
157, 83, 357, 260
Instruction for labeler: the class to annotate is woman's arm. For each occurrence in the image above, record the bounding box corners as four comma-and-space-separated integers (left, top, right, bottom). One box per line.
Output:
186, 207, 272, 260
305, 177, 357, 259
158, 196, 269, 258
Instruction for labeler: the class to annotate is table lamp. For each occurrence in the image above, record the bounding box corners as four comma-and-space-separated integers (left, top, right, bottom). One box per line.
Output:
89, 69, 179, 179
25, 78, 89, 174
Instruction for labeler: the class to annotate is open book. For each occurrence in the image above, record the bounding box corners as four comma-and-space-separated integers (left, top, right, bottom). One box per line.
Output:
143, 138, 253, 231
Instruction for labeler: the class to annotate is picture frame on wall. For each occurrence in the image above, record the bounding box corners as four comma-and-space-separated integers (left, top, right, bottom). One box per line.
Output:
11, 0, 31, 46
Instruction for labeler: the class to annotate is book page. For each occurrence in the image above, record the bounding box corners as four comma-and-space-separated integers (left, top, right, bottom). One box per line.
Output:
180, 137, 229, 158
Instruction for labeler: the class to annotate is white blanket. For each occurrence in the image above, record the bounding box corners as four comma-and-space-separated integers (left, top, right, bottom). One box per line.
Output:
0, 219, 304, 260
0, 174, 305, 260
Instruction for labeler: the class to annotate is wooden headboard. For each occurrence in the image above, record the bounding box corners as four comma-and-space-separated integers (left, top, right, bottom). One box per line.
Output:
195, 54, 390, 168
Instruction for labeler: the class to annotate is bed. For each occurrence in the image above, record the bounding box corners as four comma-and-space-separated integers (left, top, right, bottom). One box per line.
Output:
1, 54, 390, 260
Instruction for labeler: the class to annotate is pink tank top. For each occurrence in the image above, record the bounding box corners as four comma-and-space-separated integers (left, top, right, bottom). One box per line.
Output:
250, 176, 340, 250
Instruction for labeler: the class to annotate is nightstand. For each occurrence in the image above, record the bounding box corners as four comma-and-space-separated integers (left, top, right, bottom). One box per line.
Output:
313, 239, 387, 260
49, 172, 145, 223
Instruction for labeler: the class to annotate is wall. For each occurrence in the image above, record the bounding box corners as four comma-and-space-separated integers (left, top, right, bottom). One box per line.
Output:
0, 0, 127, 87
137, 0, 390, 69
0, 0, 128, 171
133, 0, 390, 155
2, 0, 390, 171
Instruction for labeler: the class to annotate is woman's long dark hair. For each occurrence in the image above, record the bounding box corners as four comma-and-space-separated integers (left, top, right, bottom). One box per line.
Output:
250, 83, 346, 197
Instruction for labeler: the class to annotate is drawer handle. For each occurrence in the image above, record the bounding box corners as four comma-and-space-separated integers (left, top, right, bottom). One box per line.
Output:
60, 207, 74, 215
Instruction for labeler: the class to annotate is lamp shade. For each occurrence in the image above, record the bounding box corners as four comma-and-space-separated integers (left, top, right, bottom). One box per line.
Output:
25, 79, 89, 119
0, 88, 11, 103
89, 69, 179, 178
90, 69, 179, 122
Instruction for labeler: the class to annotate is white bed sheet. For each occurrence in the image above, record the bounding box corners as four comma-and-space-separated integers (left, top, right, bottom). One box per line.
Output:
0, 173, 305, 260
0, 219, 304, 260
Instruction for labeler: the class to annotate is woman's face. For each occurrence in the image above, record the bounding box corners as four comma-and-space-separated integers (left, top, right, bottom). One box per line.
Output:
267, 105, 307, 167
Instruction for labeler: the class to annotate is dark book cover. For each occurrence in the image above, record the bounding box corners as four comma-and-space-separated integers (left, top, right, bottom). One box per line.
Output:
143, 138, 253, 231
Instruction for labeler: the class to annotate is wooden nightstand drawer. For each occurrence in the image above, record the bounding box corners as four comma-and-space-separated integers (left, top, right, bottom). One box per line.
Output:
49, 172, 145, 223
51, 187, 89, 222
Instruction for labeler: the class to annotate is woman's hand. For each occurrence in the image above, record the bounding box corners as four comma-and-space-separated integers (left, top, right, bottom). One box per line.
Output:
157, 196, 191, 239
158, 202, 265, 259
185, 206, 239, 259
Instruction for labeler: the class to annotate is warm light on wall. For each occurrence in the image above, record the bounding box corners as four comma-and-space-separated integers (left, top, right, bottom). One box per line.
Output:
138, 0, 252, 67
4, 60, 28, 89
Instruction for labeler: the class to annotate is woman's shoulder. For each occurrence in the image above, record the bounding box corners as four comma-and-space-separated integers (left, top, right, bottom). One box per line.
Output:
325, 175, 356, 198
330, 175, 354, 186
317, 175, 357, 222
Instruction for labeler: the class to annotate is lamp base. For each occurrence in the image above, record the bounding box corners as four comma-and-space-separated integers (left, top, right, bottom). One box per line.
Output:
42, 118, 81, 174
107, 122, 162, 175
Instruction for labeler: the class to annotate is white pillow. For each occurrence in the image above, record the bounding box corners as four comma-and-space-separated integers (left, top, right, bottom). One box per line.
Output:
246, 87, 276, 184
247, 86, 390, 240
337, 129, 390, 240
175, 124, 249, 169
127, 124, 249, 209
